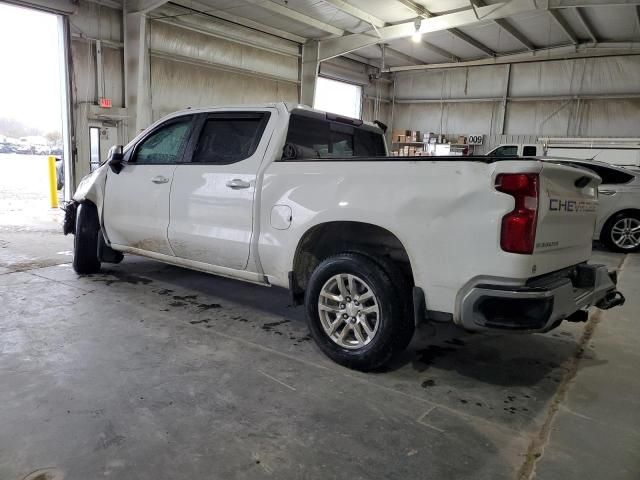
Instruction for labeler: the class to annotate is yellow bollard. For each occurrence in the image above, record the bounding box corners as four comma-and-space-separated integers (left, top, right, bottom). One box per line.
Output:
48, 155, 59, 209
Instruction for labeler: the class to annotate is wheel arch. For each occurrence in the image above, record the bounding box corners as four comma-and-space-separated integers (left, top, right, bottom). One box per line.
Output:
291, 221, 414, 297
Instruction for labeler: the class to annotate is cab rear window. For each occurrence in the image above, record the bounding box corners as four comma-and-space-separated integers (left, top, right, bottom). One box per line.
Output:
283, 113, 385, 159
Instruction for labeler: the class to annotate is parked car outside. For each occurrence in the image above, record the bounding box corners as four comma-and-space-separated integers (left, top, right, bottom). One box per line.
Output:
35, 144, 51, 155
14, 139, 33, 154
0, 142, 14, 153
539, 158, 640, 253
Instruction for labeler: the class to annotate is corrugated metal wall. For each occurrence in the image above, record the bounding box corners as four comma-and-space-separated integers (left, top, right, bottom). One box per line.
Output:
68, 1, 302, 124
392, 55, 640, 138
69, 2, 124, 107
147, 19, 299, 120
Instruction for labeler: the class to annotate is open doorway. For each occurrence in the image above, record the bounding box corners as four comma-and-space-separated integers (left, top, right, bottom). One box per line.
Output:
0, 2, 70, 231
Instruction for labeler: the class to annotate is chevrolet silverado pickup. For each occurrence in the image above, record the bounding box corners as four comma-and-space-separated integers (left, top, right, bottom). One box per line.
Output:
66, 103, 624, 370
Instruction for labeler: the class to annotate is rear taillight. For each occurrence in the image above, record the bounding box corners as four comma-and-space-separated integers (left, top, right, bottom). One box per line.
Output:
495, 173, 539, 254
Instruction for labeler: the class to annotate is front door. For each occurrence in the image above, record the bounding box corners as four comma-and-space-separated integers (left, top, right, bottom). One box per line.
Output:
103, 115, 194, 256
168, 110, 275, 270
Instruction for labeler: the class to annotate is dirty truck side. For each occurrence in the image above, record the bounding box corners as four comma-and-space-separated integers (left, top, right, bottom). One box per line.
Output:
67, 102, 624, 370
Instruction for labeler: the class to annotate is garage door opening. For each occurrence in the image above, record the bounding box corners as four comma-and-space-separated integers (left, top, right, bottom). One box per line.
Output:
0, 2, 70, 230
313, 77, 362, 120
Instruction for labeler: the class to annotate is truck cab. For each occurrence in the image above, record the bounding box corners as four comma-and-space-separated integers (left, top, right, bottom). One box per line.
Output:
487, 144, 541, 157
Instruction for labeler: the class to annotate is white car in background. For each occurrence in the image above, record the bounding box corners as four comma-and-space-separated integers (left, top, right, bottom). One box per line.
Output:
545, 158, 640, 252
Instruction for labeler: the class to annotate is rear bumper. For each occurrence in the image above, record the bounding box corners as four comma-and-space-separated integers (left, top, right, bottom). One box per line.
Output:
457, 264, 624, 332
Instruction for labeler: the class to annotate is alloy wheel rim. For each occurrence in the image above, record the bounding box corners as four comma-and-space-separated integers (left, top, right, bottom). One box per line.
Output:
318, 273, 380, 350
611, 217, 640, 249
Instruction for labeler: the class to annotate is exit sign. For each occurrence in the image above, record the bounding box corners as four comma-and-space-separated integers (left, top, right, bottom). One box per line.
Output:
99, 98, 112, 108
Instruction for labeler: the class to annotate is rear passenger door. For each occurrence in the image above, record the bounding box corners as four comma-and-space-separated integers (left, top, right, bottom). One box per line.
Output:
168, 109, 276, 270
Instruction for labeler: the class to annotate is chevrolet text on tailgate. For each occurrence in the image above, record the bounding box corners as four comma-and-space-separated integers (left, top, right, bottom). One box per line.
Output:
66, 103, 625, 371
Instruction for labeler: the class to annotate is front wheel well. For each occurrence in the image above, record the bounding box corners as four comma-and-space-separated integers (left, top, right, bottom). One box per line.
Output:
291, 221, 414, 298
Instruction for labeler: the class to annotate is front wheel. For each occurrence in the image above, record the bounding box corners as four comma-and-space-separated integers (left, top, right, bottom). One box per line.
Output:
305, 253, 414, 371
72, 202, 101, 274
601, 212, 640, 253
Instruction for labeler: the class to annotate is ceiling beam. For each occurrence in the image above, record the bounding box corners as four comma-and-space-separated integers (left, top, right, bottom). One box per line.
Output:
242, 0, 344, 37
548, 9, 579, 44
170, 0, 306, 44
395, 0, 496, 57
573, 7, 598, 43
493, 18, 535, 50
448, 28, 496, 56
4, 0, 77, 13
547, 1, 640, 7
126, 0, 169, 14
326, 0, 459, 62
394, 0, 430, 16
323, 0, 386, 28
318, 1, 539, 61
319, 1, 539, 61
388, 42, 640, 71
473, 0, 535, 51
383, 45, 426, 65
421, 41, 461, 62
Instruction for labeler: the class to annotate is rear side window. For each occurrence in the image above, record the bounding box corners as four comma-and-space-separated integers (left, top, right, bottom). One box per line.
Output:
522, 145, 537, 156
283, 114, 385, 159
191, 113, 269, 164
132, 117, 192, 164
568, 163, 635, 185
492, 145, 518, 157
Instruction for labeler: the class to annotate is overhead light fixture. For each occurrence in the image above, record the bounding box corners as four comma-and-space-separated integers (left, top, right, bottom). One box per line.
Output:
412, 18, 422, 43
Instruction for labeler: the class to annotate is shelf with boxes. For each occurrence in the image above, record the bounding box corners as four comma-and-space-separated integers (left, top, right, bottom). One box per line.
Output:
390, 129, 473, 157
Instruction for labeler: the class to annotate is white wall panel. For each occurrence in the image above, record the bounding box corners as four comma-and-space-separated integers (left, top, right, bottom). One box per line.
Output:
69, 1, 122, 44
149, 21, 299, 83
150, 57, 298, 120
395, 65, 508, 101
394, 102, 501, 135
392, 55, 640, 137
510, 56, 640, 97
576, 99, 640, 137
70, 40, 96, 104
504, 100, 572, 136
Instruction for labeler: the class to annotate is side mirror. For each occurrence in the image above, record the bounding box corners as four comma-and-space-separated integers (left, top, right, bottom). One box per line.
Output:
107, 145, 124, 174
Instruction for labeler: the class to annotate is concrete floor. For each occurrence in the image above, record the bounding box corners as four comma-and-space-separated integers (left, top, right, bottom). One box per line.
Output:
1, 163, 638, 479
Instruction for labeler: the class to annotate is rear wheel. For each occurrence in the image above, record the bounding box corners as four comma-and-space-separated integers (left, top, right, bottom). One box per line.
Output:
305, 253, 414, 371
601, 212, 640, 253
72, 202, 101, 274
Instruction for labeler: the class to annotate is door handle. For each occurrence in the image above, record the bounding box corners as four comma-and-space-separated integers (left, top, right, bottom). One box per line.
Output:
226, 178, 251, 189
151, 175, 170, 184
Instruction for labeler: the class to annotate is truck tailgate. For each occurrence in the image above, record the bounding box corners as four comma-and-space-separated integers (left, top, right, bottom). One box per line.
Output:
533, 161, 600, 270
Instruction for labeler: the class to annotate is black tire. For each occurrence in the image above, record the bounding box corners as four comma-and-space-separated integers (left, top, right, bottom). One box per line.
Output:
73, 202, 101, 274
601, 211, 640, 253
305, 253, 414, 371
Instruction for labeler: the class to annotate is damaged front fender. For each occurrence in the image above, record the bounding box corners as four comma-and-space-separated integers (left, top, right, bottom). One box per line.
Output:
73, 165, 109, 216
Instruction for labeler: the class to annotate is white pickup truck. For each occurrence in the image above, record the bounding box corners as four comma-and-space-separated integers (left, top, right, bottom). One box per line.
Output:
66, 103, 624, 370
